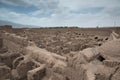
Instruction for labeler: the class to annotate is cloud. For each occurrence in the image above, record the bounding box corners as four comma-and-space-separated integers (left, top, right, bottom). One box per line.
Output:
0, 0, 59, 14
59, 0, 120, 10
0, 0, 27, 6
103, 7, 120, 17
0, 0, 120, 27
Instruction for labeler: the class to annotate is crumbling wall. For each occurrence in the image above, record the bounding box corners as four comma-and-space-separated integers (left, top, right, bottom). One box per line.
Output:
0, 37, 3, 49
2, 32, 29, 54
1, 31, 67, 80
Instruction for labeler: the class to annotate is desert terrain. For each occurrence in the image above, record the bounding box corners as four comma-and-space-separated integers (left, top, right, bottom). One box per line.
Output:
0, 25, 120, 80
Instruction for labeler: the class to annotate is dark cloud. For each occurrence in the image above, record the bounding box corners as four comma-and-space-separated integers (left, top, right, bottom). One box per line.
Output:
0, 0, 59, 16
0, 0, 27, 6
0, 0, 59, 9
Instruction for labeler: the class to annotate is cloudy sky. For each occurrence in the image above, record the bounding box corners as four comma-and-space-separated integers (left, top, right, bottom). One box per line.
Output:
0, 0, 120, 27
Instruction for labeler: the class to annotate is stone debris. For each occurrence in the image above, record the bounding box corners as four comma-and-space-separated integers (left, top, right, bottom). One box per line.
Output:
109, 31, 120, 41
16, 59, 41, 79
111, 66, 120, 80
98, 39, 120, 60
27, 64, 46, 80
0, 65, 11, 80
0, 52, 21, 68
103, 60, 120, 67
80, 48, 99, 62
0, 37, 3, 48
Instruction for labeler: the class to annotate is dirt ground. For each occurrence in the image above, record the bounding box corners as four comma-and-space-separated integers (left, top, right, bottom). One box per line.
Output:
0, 25, 120, 80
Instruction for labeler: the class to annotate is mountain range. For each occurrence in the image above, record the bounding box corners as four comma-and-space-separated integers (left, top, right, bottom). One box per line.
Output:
0, 20, 39, 28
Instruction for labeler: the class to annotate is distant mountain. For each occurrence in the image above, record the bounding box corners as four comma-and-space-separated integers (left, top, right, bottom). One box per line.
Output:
0, 20, 40, 28
0, 20, 26, 28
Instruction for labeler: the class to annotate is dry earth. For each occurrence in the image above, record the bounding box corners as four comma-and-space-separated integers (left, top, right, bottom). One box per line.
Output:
0, 25, 120, 80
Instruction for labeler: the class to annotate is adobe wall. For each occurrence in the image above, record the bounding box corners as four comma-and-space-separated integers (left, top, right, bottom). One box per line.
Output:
1, 32, 29, 54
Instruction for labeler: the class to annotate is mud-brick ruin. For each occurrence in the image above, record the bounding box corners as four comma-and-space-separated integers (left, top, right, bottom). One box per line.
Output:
0, 26, 120, 80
